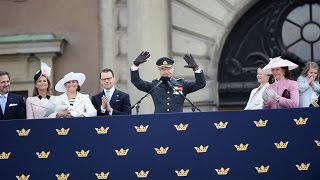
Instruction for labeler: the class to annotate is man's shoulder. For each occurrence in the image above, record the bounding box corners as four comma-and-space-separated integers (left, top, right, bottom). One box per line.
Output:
8, 92, 24, 99
115, 89, 129, 96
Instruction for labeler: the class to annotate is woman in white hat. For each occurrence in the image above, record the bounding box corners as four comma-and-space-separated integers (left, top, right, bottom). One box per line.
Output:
48, 72, 97, 118
260, 56, 299, 109
26, 63, 58, 119
244, 65, 271, 110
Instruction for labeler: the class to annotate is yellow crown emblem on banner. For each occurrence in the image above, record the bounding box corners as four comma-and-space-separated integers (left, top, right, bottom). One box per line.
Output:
36, 151, 50, 159
234, 143, 249, 151
135, 170, 149, 178
214, 121, 228, 129
194, 145, 209, 153
95, 126, 109, 134
215, 167, 230, 175
296, 163, 310, 171
55, 173, 70, 180
174, 123, 188, 131
16, 174, 30, 180
154, 146, 169, 154
0, 152, 11, 159
255, 165, 269, 173
294, 117, 308, 125
274, 141, 289, 149
75, 150, 90, 158
95, 172, 110, 179
134, 125, 149, 133
175, 169, 189, 177
56, 128, 70, 135
315, 140, 320, 146
253, 119, 268, 127
115, 148, 129, 156
16, 128, 30, 136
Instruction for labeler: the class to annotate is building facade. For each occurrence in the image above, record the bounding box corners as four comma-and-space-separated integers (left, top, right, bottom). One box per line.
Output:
0, 0, 319, 114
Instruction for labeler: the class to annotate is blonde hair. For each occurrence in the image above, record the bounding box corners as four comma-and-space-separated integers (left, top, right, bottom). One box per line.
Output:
300, 61, 319, 81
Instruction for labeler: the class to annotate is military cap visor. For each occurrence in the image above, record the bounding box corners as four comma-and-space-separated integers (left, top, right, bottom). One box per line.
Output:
156, 57, 174, 67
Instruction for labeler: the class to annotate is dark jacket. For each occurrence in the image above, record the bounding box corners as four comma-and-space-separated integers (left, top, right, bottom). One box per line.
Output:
131, 69, 206, 113
91, 89, 131, 116
0, 93, 26, 120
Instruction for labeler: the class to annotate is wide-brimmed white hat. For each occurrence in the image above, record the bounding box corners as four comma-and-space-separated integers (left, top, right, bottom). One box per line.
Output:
260, 56, 299, 74
55, 72, 86, 92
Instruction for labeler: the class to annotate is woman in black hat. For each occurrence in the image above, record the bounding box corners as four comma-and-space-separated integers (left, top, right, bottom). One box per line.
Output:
26, 63, 57, 119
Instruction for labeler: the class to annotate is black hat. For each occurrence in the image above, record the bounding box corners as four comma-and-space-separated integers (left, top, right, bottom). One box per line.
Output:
34, 70, 42, 82
34, 62, 51, 82
156, 57, 174, 67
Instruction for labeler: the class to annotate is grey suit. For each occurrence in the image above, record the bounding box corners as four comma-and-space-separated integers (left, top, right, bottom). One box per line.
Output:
131, 69, 206, 113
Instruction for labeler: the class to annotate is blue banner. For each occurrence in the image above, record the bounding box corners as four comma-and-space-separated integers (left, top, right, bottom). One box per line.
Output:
1, 108, 319, 180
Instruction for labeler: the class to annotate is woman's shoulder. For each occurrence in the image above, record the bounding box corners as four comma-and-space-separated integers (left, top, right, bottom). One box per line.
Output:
26, 96, 38, 103
77, 92, 90, 98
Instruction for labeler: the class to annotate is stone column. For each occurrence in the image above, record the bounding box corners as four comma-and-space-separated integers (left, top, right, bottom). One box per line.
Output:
127, 0, 170, 114
99, 0, 117, 72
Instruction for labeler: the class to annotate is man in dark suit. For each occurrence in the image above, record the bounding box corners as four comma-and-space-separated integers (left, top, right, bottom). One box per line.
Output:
0, 71, 26, 120
92, 68, 131, 116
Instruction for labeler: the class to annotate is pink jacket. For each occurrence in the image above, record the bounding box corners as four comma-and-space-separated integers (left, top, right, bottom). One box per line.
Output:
263, 78, 299, 109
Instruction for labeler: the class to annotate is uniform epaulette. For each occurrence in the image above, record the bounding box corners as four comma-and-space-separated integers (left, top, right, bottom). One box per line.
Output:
176, 78, 184, 81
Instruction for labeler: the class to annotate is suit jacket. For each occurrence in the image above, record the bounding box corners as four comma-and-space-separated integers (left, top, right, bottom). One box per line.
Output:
244, 83, 269, 110
91, 89, 131, 116
263, 78, 299, 109
297, 76, 320, 107
131, 69, 206, 113
48, 92, 97, 118
0, 93, 26, 120
26, 96, 59, 119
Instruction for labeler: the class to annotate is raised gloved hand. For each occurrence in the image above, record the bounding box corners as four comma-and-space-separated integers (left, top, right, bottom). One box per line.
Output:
262, 91, 269, 103
267, 89, 280, 101
133, 51, 150, 66
183, 54, 199, 70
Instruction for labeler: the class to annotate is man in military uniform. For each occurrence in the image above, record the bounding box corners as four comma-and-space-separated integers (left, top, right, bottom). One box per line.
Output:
130, 51, 206, 113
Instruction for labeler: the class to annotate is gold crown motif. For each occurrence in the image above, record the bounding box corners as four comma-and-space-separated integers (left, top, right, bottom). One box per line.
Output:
135, 170, 149, 178
175, 169, 189, 177
154, 146, 169, 154
75, 150, 90, 158
16, 128, 30, 136
255, 165, 269, 173
95, 172, 110, 179
214, 121, 228, 129
16, 174, 30, 180
274, 141, 289, 149
294, 117, 308, 125
134, 125, 149, 133
253, 119, 268, 127
315, 140, 320, 146
95, 126, 109, 134
215, 167, 230, 175
56, 128, 70, 135
36, 151, 50, 159
234, 143, 249, 151
0, 152, 11, 160
115, 148, 129, 156
55, 173, 70, 180
194, 145, 209, 153
174, 123, 188, 131
296, 163, 310, 171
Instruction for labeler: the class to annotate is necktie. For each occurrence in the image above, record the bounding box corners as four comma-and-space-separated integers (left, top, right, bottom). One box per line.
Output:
0, 96, 6, 114
106, 90, 111, 102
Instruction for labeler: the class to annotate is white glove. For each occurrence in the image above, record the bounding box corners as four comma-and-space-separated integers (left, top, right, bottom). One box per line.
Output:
262, 91, 269, 103
267, 90, 280, 101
